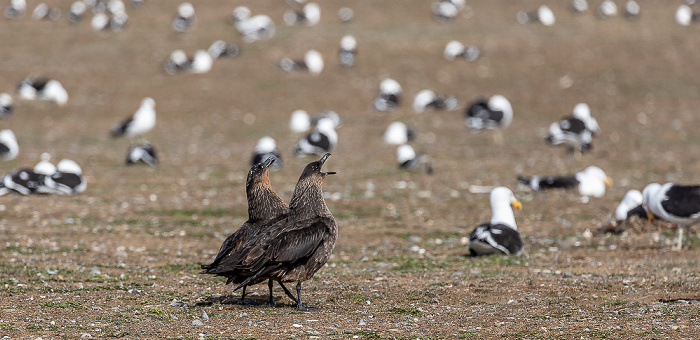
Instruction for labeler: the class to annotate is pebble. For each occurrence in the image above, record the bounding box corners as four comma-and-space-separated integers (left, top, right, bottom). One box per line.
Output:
192, 319, 204, 326
80, 334, 91, 338
169, 301, 185, 307
202, 311, 209, 321
359, 319, 366, 326
127, 289, 142, 294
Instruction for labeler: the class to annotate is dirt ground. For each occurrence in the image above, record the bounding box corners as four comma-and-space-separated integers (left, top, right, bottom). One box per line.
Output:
1, 1, 699, 339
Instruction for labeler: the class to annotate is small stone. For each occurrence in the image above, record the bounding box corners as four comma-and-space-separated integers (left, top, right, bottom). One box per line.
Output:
80, 334, 91, 338
583, 229, 593, 239
202, 311, 209, 321
127, 289, 142, 294
192, 319, 204, 326
293, 323, 303, 328
169, 301, 185, 307
359, 319, 366, 326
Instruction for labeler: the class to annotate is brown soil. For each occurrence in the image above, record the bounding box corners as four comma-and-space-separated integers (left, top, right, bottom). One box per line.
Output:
1, 1, 699, 339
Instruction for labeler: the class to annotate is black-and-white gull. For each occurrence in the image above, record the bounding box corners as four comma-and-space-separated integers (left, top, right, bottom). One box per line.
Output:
443, 40, 480, 61
643, 183, 700, 250
208, 40, 239, 59
465, 94, 513, 144
4, 169, 45, 195
383, 122, 415, 145
431, 0, 465, 21
110, 97, 156, 139
623, 0, 640, 19
172, 2, 195, 33
163, 49, 213, 74
516, 5, 555, 26
338, 35, 357, 67
17, 77, 68, 106
163, 50, 189, 74
283, 2, 320, 26
676, 5, 700, 26
188, 50, 214, 73
614, 189, 646, 222
91, 12, 110, 30
603, 189, 646, 233
126, 144, 158, 166
289, 109, 311, 133
373, 78, 402, 112
0, 129, 19, 161
33, 153, 57, 194
570, 0, 588, 14
251, 136, 283, 170
68, 1, 87, 23
545, 103, 599, 155
280, 50, 324, 76
4, 154, 56, 195
518, 165, 612, 200
310, 110, 342, 129
573, 103, 600, 135
90, 3, 128, 31
597, 0, 617, 18
396, 144, 433, 174
45, 159, 86, 195
230, 6, 275, 43
4, 0, 26, 19
468, 186, 524, 256
413, 89, 458, 113
0, 93, 14, 118
293, 118, 337, 156
31, 3, 61, 20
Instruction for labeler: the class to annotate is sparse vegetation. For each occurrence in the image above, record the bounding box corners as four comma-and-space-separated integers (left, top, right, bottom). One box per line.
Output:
389, 307, 422, 316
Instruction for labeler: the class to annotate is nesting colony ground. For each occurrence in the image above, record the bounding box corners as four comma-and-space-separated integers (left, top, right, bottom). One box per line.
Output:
1, 1, 700, 339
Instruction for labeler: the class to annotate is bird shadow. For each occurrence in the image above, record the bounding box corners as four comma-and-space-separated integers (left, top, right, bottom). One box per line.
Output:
196, 295, 295, 308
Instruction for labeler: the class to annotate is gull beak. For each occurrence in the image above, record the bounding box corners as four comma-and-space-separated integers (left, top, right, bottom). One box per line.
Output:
511, 200, 523, 210
604, 177, 613, 186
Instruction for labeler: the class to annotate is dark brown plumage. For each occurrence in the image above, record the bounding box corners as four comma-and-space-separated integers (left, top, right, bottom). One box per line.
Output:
225, 153, 337, 310
200, 157, 289, 304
